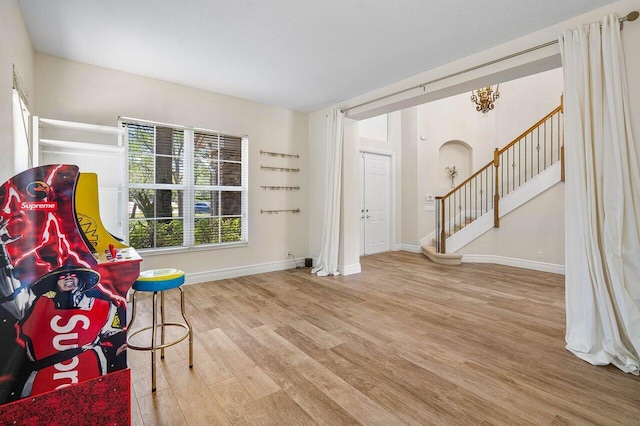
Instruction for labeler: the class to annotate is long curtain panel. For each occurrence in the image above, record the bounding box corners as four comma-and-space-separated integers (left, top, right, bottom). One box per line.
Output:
312, 109, 344, 276
560, 15, 640, 375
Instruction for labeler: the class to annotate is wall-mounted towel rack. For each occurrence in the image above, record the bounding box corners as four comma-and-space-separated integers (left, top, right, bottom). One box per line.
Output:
260, 150, 299, 159
260, 166, 300, 172
260, 185, 300, 190
260, 208, 301, 214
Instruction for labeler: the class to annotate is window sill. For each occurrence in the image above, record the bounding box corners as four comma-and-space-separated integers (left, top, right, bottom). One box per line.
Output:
134, 241, 249, 256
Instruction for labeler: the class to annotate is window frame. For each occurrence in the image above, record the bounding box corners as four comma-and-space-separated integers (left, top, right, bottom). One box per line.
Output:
120, 117, 248, 253
13, 66, 32, 172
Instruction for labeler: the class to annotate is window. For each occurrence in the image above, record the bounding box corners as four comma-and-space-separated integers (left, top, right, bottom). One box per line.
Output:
13, 66, 31, 172
122, 119, 248, 251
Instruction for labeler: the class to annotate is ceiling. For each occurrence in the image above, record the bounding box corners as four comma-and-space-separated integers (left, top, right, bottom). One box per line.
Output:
18, 0, 617, 113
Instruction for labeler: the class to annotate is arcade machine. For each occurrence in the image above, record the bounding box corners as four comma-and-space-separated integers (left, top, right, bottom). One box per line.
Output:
0, 164, 141, 424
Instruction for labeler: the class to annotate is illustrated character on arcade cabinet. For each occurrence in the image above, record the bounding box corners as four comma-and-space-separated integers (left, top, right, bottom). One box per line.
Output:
0, 220, 127, 398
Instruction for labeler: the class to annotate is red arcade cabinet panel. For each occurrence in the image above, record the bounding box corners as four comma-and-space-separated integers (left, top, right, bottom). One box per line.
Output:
0, 164, 140, 423
0, 369, 130, 426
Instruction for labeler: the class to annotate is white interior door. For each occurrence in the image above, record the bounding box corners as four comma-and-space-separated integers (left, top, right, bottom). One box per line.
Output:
359, 154, 366, 255
360, 152, 391, 255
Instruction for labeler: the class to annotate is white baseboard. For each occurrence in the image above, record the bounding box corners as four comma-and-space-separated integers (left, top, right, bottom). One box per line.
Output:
420, 232, 435, 247
182, 252, 563, 285
397, 244, 422, 253
461, 254, 565, 275
339, 262, 362, 276
184, 259, 298, 285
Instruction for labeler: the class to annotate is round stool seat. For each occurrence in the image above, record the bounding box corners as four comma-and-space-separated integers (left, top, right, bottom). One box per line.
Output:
133, 268, 185, 292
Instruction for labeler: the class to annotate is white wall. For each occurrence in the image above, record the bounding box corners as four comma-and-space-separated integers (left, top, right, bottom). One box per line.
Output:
340, 118, 361, 274
387, 111, 403, 251
495, 69, 565, 145
400, 107, 419, 247
307, 108, 329, 267
33, 53, 309, 281
359, 114, 387, 142
0, 0, 33, 184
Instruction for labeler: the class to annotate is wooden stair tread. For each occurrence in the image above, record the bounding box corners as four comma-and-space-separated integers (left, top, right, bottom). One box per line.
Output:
421, 245, 462, 266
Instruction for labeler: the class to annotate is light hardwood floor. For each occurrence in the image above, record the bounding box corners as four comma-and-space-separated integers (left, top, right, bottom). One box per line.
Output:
127, 251, 640, 425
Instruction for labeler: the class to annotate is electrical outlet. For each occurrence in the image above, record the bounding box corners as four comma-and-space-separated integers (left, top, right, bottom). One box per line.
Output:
536, 251, 542, 259
287, 250, 291, 257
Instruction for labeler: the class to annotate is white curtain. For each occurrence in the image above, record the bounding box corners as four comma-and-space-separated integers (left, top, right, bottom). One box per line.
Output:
560, 15, 640, 375
312, 109, 344, 277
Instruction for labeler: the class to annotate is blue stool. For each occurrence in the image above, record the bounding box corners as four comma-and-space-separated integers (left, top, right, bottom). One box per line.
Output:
127, 268, 193, 392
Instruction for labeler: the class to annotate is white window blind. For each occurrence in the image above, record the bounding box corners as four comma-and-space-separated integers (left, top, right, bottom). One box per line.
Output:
122, 119, 248, 251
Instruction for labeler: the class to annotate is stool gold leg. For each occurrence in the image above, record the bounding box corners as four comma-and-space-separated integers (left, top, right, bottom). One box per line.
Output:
179, 286, 194, 369
151, 291, 158, 392
160, 290, 166, 360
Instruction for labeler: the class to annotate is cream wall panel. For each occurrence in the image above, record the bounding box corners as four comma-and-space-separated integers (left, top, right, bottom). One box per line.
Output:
33, 53, 309, 278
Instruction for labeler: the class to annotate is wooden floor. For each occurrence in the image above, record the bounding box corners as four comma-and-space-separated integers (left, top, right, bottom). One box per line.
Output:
127, 251, 640, 425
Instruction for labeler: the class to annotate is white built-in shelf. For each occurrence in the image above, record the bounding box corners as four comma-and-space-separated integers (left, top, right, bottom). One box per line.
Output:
39, 139, 125, 153
39, 118, 124, 135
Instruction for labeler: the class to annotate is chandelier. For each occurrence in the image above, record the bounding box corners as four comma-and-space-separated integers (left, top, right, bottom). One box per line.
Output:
471, 84, 500, 114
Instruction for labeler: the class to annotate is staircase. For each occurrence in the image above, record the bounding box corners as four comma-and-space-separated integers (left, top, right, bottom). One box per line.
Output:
423, 100, 564, 265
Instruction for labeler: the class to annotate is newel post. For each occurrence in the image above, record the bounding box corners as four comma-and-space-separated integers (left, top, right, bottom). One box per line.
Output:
560, 94, 565, 182
435, 196, 445, 253
493, 148, 500, 228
